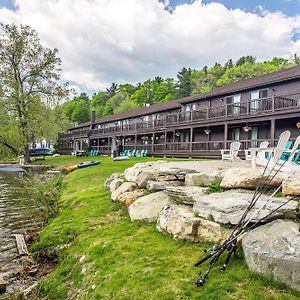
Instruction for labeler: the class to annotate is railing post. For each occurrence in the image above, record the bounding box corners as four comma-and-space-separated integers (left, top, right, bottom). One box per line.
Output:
272, 95, 275, 112
190, 127, 193, 153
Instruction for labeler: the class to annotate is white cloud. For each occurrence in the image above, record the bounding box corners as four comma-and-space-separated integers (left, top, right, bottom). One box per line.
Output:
0, 0, 300, 92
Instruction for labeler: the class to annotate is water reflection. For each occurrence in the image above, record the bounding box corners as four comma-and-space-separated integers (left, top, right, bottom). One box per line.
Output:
0, 172, 39, 297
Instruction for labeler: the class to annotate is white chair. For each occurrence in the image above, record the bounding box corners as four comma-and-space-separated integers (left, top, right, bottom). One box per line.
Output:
244, 141, 269, 161
221, 141, 241, 160
250, 130, 300, 173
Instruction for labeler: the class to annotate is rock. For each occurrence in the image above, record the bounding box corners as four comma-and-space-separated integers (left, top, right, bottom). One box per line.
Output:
282, 175, 300, 196
0, 277, 7, 293
118, 189, 147, 206
123, 161, 167, 182
124, 165, 145, 182
146, 180, 183, 192
220, 168, 287, 189
128, 191, 174, 223
185, 172, 223, 187
166, 186, 209, 205
157, 204, 230, 243
242, 219, 300, 291
79, 255, 86, 263
193, 190, 297, 225
135, 170, 155, 188
111, 182, 137, 201
109, 178, 124, 192
104, 173, 121, 189
135, 167, 197, 188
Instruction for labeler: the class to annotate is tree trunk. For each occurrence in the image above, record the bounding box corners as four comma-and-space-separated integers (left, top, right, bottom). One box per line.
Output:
23, 144, 30, 164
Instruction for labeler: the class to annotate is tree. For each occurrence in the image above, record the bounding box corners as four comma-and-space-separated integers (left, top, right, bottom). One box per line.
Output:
0, 24, 68, 162
106, 82, 119, 98
176, 67, 192, 98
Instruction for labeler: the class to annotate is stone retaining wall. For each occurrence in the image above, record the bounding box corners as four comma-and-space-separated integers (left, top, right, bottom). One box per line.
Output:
105, 161, 300, 291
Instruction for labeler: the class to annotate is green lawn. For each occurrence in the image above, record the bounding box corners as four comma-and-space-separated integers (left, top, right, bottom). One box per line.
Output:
31, 155, 300, 300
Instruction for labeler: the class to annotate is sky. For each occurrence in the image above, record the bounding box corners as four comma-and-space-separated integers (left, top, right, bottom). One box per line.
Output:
0, 0, 300, 95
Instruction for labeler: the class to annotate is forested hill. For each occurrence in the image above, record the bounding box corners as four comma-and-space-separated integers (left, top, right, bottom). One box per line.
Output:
59, 55, 300, 125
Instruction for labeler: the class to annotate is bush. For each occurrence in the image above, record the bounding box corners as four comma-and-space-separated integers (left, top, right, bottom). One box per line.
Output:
208, 180, 224, 194
12, 174, 63, 222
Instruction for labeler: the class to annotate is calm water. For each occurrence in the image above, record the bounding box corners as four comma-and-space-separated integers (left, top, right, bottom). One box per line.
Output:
0, 171, 39, 297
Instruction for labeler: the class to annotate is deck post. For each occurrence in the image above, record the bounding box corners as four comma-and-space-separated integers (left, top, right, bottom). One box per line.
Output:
152, 132, 155, 153
224, 123, 228, 149
164, 130, 167, 151
134, 134, 137, 149
270, 118, 275, 146
190, 127, 193, 153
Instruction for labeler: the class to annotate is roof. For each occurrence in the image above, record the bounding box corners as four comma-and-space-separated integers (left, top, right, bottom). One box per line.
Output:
70, 99, 181, 129
179, 65, 300, 104
70, 65, 300, 130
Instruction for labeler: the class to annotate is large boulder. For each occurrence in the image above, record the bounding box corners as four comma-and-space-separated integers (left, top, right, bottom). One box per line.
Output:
146, 180, 183, 192
135, 167, 197, 188
193, 190, 297, 225
220, 168, 287, 189
117, 190, 147, 207
109, 178, 124, 192
157, 204, 231, 243
104, 173, 121, 189
185, 172, 223, 187
111, 182, 138, 201
165, 186, 209, 205
128, 191, 174, 223
282, 174, 300, 196
242, 219, 300, 291
124, 161, 167, 182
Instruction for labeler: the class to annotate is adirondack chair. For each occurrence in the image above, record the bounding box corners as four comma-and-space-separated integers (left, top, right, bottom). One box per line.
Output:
244, 141, 269, 161
250, 130, 290, 169
250, 130, 300, 172
220, 141, 241, 160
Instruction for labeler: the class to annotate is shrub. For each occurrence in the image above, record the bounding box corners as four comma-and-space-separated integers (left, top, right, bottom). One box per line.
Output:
12, 174, 63, 222
208, 180, 224, 194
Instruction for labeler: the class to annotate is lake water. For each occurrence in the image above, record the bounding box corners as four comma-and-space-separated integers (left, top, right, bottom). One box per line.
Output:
0, 171, 39, 297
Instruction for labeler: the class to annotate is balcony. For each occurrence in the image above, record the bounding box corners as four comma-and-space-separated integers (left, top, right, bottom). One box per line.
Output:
61, 93, 300, 140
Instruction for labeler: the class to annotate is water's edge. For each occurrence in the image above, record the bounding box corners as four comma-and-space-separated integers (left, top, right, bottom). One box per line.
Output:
0, 172, 40, 298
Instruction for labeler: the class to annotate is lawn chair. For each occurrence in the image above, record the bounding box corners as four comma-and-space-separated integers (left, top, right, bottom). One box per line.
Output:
143, 149, 149, 157
220, 141, 241, 160
244, 141, 269, 161
250, 131, 300, 172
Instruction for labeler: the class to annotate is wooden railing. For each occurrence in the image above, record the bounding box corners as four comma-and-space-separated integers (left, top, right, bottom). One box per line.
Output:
60, 93, 300, 140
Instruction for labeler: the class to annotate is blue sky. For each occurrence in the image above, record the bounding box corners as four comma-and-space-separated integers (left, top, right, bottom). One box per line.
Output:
1, 0, 300, 16
167, 0, 300, 16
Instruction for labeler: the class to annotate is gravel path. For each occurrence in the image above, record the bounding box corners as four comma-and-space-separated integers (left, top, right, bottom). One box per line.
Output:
159, 159, 252, 173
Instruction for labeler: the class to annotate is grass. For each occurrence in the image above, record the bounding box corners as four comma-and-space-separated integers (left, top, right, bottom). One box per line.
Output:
30, 155, 300, 300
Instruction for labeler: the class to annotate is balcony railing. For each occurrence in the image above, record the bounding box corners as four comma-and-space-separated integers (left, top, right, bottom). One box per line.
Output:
61, 93, 300, 140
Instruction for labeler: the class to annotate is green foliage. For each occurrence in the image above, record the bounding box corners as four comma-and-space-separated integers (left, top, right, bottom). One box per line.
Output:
12, 174, 63, 223
208, 180, 224, 194
29, 156, 300, 300
176, 67, 192, 98
59, 55, 297, 126
297, 201, 300, 220
0, 24, 68, 161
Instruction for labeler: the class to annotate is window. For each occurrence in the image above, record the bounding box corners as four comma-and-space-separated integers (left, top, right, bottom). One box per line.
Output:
231, 128, 240, 141
250, 89, 269, 112
226, 94, 241, 115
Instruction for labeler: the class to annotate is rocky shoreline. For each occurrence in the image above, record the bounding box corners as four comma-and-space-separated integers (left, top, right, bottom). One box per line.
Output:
105, 160, 300, 291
